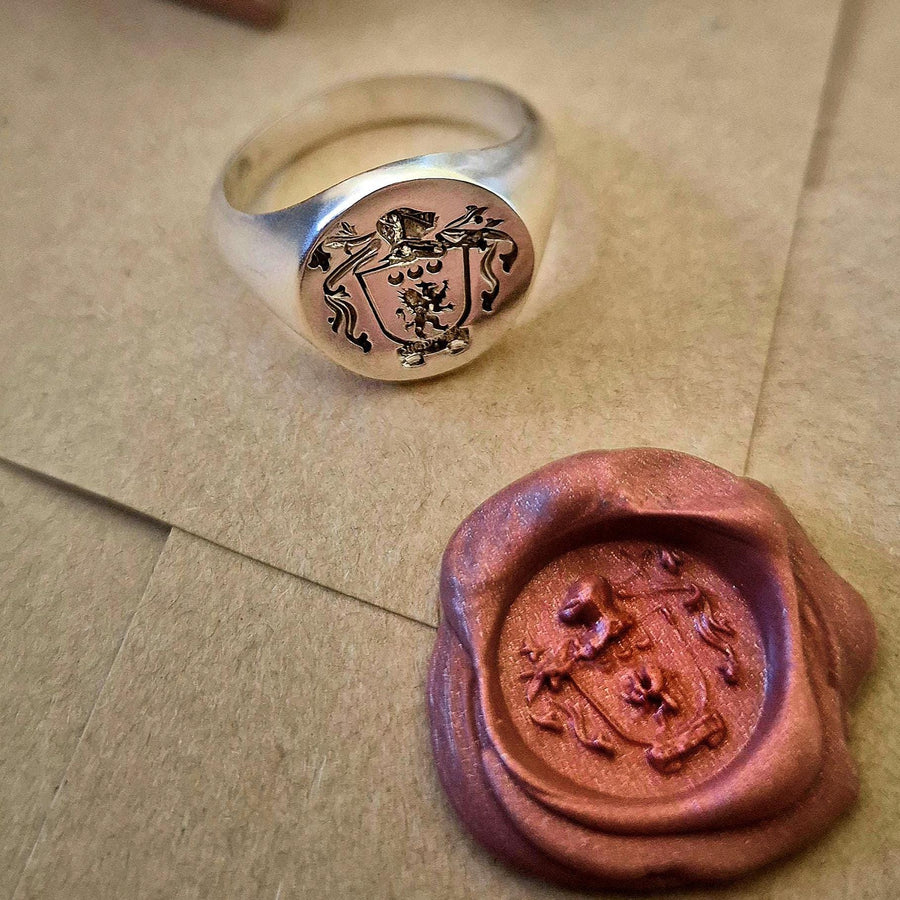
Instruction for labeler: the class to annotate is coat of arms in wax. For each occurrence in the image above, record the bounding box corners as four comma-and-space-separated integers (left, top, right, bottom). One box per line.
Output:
499, 540, 766, 796
301, 181, 533, 371
429, 448, 876, 887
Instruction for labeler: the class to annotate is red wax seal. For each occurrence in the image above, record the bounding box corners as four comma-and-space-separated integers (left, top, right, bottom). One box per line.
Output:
427, 449, 876, 889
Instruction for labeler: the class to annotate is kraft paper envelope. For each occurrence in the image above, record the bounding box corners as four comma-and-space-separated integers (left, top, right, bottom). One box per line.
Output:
15, 529, 567, 899
747, 0, 900, 580
744, 0, 899, 883
0, 462, 166, 896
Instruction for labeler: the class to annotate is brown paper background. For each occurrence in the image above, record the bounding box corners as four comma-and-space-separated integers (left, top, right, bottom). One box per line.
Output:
743, 1, 899, 886
15, 530, 571, 899
1, 0, 898, 895
0, 463, 166, 897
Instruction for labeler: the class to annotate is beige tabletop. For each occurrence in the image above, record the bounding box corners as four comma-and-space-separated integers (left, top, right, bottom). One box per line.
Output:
0, 0, 897, 897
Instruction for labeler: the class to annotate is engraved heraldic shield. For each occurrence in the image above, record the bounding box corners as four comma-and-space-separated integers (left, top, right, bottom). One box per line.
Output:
305, 193, 523, 370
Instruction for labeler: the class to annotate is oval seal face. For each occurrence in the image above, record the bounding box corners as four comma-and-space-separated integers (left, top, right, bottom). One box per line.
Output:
299, 179, 534, 381
427, 449, 876, 890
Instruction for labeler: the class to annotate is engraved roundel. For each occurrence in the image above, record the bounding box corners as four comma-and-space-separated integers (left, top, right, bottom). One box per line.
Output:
299, 179, 534, 380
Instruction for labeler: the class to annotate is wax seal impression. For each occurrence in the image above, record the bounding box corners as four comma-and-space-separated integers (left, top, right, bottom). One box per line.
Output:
427, 449, 876, 889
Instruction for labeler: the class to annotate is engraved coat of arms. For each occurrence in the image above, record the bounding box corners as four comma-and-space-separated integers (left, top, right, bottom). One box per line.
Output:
307, 205, 519, 368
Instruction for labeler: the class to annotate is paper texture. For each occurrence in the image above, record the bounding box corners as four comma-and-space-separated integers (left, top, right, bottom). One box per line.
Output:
0, 0, 842, 623
745, 1, 899, 887
15, 529, 571, 899
0, 463, 166, 896
2, 1, 898, 895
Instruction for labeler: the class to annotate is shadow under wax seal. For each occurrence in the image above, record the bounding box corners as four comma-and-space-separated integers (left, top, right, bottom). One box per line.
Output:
426, 449, 876, 890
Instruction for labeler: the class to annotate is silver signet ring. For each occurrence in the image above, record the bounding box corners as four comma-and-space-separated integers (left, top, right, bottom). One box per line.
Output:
209, 76, 556, 381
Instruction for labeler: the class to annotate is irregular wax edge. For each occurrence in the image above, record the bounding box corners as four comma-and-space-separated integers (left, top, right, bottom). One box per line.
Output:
426, 624, 586, 889
744, 477, 877, 703
478, 618, 860, 887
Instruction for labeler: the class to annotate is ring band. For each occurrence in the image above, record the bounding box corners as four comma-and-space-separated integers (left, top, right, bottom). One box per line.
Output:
209, 76, 556, 380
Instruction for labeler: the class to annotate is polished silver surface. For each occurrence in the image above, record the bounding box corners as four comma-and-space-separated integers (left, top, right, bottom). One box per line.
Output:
209, 76, 556, 380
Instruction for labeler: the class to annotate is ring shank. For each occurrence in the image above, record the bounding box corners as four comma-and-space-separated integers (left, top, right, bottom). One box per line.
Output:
210, 76, 555, 340
224, 76, 535, 212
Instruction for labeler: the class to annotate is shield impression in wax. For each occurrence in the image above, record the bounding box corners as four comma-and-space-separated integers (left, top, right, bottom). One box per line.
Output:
300, 179, 533, 379
427, 449, 876, 890
505, 543, 764, 792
